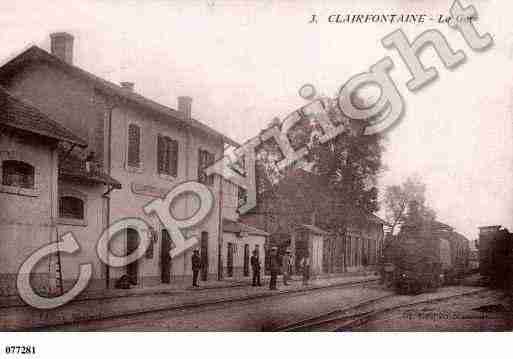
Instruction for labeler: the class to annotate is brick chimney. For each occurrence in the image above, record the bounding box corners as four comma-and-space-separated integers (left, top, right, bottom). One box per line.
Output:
120, 82, 134, 92
50, 32, 74, 64
178, 96, 192, 120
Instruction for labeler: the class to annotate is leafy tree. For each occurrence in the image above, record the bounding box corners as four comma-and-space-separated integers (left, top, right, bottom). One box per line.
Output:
384, 176, 436, 234
307, 131, 384, 231
252, 96, 385, 234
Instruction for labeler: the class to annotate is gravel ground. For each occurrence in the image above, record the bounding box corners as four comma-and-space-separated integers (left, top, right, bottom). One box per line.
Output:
351, 289, 513, 331
46, 282, 389, 331
1, 274, 377, 330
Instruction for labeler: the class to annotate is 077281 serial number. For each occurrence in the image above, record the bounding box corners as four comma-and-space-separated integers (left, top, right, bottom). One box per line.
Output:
5, 345, 36, 354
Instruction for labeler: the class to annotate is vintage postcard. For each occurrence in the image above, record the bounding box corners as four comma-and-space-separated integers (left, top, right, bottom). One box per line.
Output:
0, 0, 512, 355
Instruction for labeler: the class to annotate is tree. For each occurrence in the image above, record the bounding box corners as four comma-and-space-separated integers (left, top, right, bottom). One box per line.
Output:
247, 95, 385, 235
384, 176, 436, 234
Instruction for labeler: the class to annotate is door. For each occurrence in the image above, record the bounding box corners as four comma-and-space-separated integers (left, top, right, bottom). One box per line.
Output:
295, 231, 309, 273
243, 244, 250, 277
200, 232, 209, 281
323, 239, 330, 273
126, 228, 139, 285
227, 242, 234, 277
161, 229, 171, 284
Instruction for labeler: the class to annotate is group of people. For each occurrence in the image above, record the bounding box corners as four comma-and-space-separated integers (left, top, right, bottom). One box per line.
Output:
251, 247, 311, 290
191, 247, 311, 290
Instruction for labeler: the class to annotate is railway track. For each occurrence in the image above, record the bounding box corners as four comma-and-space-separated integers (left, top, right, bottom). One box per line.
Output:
27, 277, 380, 331
275, 287, 491, 331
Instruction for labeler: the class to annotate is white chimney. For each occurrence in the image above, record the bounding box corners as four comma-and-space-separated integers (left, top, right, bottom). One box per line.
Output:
50, 32, 74, 64
120, 82, 135, 92
178, 96, 192, 120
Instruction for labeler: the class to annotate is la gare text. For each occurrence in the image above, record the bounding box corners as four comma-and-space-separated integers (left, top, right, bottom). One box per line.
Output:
308, 14, 476, 24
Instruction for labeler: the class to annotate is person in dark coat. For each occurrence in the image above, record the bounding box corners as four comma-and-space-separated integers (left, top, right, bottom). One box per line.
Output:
192, 249, 202, 287
282, 250, 292, 285
300, 255, 311, 286
115, 274, 131, 289
251, 249, 262, 286
269, 247, 279, 290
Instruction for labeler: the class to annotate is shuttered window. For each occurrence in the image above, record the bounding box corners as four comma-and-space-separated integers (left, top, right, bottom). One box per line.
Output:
127, 124, 141, 167
198, 149, 215, 185
157, 135, 178, 177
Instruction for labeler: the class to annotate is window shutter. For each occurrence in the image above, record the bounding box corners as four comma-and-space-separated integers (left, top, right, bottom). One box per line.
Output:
128, 124, 141, 167
198, 149, 214, 185
158, 136, 178, 176
206, 151, 215, 185
198, 149, 204, 183
170, 139, 178, 177
157, 135, 165, 174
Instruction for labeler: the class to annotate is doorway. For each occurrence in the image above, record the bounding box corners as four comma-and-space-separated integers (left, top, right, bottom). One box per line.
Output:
161, 229, 171, 284
295, 231, 309, 274
243, 244, 250, 277
227, 242, 234, 277
126, 228, 139, 285
200, 232, 209, 281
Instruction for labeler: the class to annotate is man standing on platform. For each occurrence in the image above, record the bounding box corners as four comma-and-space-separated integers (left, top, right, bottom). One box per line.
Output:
282, 250, 292, 285
269, 247, 279, 290
251, 249, 261, 286
192, 249, 202, 288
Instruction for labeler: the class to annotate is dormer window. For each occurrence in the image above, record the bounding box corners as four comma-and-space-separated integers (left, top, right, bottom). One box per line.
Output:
2, 160, 35, 189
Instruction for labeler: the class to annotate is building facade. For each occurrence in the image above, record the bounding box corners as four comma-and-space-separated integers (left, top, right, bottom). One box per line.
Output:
240, 169, 386, 275
0, 86, 102, 296
0, 33, 239, 292
220, 180, 268, 279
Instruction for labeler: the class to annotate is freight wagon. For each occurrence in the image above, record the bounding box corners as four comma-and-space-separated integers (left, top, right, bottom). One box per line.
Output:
478, 226, 513, 288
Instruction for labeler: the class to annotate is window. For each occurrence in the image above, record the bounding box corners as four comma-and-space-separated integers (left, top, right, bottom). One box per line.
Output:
238, 187, 248, 208
198, 149, 215, 185
127, 124, 141, 168
2, 160, 35, 189
355, 238, 359, 266
157, 135, 178, 177
59, 196, 85, 220
347, 236, 352, 267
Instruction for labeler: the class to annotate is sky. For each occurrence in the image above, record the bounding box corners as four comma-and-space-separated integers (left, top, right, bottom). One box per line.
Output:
0, 0, 511, 240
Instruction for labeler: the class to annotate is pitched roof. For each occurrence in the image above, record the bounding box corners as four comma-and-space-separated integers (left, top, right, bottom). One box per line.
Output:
299, 224, 328, 235
432, 220, 453, 231
0, 85, 86, 146
244, 167, 387, 229
366, 213, 389, 226
0, 46, 239, 147
223, 218, 270, 237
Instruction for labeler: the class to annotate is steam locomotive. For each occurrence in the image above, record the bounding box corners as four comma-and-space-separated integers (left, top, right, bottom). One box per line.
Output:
384, 219, 470, 295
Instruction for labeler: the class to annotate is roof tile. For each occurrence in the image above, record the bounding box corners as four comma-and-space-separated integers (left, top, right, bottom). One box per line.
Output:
0, 86, 86, 146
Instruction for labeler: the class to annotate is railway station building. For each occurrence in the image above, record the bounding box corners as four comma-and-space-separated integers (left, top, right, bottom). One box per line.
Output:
0, 33, 245, 295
